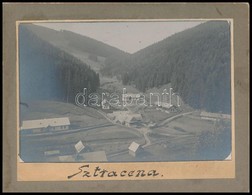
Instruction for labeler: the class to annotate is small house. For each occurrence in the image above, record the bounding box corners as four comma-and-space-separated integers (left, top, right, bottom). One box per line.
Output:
122, 93, 140, 102
128, 141, 142, 157
168, 105, 179, 112
125, 114, 142, 127
110, 111, 142, 127
101, 99, 110, 110
44, 150, 60, 156
74, 140, 86, 153
200, 111, 231, 121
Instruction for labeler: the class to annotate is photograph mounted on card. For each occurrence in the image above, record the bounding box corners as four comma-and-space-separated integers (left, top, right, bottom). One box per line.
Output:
3, 3, 249, 192
17, 19, 235, 181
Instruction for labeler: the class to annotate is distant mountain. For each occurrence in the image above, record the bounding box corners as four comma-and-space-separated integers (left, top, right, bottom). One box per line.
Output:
102, 21, 231, 114
19, 25, 100, 103
24, 24, 128, 58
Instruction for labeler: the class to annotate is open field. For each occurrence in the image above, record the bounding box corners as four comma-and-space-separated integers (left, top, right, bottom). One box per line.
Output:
109, 136, 198, 162
20, 100, 108, 127
141, 107, 174, 123
20, 100, 232, 162
20, 124, 145, 162
109, 113, 232, 162
153, 115, 214, 135
20, 100, 146, 162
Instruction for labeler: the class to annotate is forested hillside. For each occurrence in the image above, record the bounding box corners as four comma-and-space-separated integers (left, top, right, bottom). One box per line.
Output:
24, 24, 128, 58
19, 25, 100, 103
102, 21, 231, 114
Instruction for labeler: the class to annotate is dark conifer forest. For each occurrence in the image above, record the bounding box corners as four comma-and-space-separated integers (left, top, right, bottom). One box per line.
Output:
19, 21, 231, 114
19, 25, 100, 103
101, 21, 231, 114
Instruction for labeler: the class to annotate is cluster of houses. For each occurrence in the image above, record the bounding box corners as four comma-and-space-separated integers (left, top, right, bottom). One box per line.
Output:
154, 101, 180, 113
101, 93, 143, 110
20, 112, 144, 162
44, 140, 109, 162
43, 140, 142, 162
122, 93, 141, 103
107, 111, 142, 127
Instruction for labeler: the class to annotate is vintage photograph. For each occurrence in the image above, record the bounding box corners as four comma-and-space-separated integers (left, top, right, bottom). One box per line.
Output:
18, 20, 232, 163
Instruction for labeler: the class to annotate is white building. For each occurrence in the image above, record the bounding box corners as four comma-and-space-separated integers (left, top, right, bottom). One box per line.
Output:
108, 111, 142, 127
128, 141, 142, 157
101, 99, 110, 109
20, 117, 70, 133
154, 101, 172, 109
200, 111, 231, 121
122, 93, 141, 102
44, 150, 60, 156
74, 140, 85, 153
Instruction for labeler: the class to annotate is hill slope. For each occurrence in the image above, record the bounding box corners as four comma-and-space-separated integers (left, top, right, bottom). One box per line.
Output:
19, 24, 100, 103
25, 24, 128, 58
102, 21, 231, 113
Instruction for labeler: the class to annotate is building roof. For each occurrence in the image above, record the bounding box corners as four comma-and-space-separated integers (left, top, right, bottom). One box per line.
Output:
128, 142, 140, 152
44, 150, 60, 156
122, 93, 140, 98
200, 111, 231, 119
21, 117, 70, 130
125, 115, 142, 123
101, 99, 108, 104
75, 140, 85, 153
111, 111, 142, 123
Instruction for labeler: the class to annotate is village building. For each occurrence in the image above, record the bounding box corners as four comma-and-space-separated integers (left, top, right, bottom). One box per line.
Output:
128, 141, 142, 157
74, 140, 86, 153
200, 111, 231, 121
154, 101, 180, 113
122, 93, 141, 103
108, 111, 142, 127
154, 101, 171, 109
44, 150, 60, 156
125, 114, 142, 127
168, 105, 180, 112
101, 99, 110, 109
20, 117, 70, 133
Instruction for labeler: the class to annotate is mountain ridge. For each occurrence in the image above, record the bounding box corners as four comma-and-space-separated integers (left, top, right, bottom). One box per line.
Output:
26, 24, 129, 58
102, 21, 231, 113
21, 22, 231, 114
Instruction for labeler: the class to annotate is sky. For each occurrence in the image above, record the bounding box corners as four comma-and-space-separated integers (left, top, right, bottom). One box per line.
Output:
36, 21, 204, 53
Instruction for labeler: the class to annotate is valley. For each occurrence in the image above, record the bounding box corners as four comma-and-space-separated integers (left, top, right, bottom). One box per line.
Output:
19, 21, 232, 162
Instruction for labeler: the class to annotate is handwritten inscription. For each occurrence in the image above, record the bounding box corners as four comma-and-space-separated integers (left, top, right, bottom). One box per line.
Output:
68, 164, 161, 179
